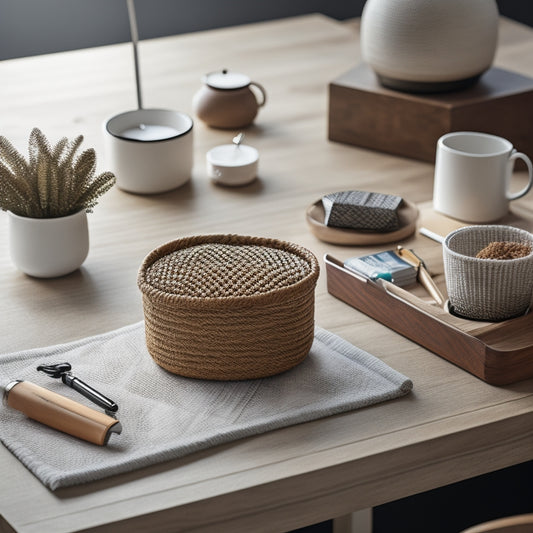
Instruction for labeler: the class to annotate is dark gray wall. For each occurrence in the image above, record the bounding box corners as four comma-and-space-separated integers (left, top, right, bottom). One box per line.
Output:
0, 0, 365, 61
0, 0, 530, 61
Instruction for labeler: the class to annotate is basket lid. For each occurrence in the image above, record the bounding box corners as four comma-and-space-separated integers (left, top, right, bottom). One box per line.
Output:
138, 235, 319, 307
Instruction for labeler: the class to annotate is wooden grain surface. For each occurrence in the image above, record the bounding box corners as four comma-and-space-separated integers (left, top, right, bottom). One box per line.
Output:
1, 14, 533, 533
325, 252, 533, 385
329, 64, 533, 162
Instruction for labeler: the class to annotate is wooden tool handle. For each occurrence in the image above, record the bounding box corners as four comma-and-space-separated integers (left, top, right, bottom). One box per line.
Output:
418, 265, 446, 307
5, 381, 121, 446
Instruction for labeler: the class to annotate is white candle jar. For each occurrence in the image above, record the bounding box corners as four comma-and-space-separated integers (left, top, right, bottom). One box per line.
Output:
206, 143, 259, 186
103, 109, 193, 194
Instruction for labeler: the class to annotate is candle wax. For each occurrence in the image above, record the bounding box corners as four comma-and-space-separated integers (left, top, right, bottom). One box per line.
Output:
207, 144, 259, 166
119, 124, 180, 141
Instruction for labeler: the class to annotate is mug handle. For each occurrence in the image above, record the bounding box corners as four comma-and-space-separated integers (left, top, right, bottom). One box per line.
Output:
250, 81, 267, 107
507, 151, 533, 201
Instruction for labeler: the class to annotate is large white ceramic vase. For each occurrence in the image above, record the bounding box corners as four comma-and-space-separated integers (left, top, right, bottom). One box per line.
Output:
360, 0, 499, 92
8, 210, 89, 278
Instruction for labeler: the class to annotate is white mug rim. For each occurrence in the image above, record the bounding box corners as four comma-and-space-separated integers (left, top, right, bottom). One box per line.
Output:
438, 131, 513, 158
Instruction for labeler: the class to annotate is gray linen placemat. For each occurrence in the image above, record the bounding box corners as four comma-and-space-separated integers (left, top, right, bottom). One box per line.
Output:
0, 322, 412, 490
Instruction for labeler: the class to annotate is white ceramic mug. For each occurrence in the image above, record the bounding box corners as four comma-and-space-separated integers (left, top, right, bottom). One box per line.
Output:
103, 109, 193, 194
433, 131, 533, 223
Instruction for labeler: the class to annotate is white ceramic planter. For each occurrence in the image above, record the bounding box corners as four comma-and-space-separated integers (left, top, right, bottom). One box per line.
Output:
8, 210, 89, 278
360, 0, 499, 92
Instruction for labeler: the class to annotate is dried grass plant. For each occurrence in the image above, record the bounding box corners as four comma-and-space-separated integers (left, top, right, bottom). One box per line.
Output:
0, 128, 116, 218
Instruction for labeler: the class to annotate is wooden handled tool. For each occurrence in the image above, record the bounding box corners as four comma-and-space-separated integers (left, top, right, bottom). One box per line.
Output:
396, 246, 446, 307
4, 380, 122, 446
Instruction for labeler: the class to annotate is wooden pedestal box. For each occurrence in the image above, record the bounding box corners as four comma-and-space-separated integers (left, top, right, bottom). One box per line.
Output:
328, 64, 533, 162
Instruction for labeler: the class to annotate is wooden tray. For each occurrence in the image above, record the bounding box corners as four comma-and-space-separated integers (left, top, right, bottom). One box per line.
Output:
325, 253, 533, 385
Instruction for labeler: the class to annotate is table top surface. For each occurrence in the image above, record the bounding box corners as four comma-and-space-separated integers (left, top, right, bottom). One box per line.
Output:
1, 14, 533, 533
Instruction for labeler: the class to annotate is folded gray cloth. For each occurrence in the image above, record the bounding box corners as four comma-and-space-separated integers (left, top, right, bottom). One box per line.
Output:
0, 322, 412, 490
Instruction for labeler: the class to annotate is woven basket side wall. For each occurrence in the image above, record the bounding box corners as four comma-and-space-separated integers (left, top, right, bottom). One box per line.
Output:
443, 225, 533, 320
142, 286, 316, 380
138, 234, 320, 380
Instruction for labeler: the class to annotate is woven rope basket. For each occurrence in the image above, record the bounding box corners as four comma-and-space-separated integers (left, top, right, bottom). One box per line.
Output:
137, 234, 320, 380
443, 225, 533, 321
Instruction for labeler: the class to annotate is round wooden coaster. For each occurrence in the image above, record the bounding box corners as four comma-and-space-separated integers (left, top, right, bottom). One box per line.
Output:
306, 198, 419, 245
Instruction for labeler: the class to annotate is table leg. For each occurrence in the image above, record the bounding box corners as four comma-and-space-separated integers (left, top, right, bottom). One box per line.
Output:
332, 508, 372, 533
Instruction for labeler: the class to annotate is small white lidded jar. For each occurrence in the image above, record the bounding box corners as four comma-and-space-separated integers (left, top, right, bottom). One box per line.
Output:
206, 140, 259, 187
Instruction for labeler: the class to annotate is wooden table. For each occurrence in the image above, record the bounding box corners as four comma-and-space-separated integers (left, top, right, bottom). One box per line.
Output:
1, 14, 533, 533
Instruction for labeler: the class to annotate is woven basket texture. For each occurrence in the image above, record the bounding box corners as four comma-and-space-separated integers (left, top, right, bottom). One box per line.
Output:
138, 235, 320, 380
443, 225, 533, 321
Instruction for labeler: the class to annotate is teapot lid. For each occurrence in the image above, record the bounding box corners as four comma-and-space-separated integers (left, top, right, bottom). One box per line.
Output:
204, 69, 251, 90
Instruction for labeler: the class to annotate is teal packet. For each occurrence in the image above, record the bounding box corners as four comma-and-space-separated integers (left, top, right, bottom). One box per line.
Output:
344, 250, 417, 286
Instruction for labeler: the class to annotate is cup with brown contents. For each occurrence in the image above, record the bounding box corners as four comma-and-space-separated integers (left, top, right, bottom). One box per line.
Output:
443, 225, 533, 321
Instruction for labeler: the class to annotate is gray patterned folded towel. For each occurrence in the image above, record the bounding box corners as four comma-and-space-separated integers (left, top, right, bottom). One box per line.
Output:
322, 190, 402, 231
0, 322, 412, 490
